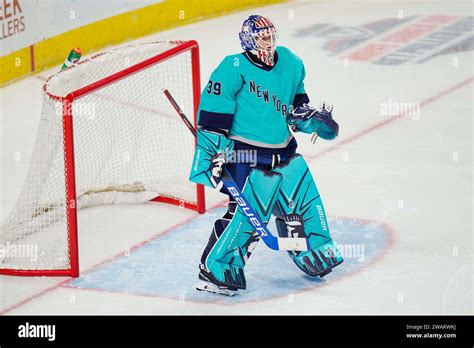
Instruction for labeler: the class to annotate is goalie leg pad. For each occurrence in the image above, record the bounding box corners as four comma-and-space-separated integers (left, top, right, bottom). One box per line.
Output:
203, 168, 282, 290
273, 154, 343, 276
200, 201, 237, 265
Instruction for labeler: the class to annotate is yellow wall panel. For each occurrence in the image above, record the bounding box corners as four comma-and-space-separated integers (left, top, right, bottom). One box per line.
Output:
0, 47, 32, 86
1, 0, 287, 86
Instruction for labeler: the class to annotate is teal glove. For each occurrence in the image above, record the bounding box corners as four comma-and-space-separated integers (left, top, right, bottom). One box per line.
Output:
287, 103, 339, 140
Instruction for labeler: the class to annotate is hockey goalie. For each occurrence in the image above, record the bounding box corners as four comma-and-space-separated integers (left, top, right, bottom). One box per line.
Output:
189, 15, 343, 295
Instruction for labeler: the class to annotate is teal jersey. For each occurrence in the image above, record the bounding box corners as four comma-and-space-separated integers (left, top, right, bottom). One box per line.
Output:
198, 46, 308, 148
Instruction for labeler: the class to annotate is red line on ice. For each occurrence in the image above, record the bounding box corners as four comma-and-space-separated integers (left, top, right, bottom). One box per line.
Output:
0, 201, 226, 315
307, 76, 474, 161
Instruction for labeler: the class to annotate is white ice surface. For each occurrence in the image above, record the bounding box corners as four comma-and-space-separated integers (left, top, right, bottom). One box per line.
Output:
0, 0, 472, 314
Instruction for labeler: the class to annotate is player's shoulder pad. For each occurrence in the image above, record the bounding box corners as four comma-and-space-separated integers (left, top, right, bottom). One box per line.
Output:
216, 53, 244, 72
210, 54, 244, 83
276, 46, 304, 65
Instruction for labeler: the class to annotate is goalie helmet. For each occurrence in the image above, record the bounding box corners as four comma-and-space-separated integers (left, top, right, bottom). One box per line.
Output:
239, 15, 278, 66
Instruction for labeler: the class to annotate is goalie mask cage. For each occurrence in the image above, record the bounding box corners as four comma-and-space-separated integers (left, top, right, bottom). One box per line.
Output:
0, 40, 205, 277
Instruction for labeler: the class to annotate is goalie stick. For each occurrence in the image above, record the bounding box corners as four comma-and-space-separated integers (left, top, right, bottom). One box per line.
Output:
163, 89, 309, 252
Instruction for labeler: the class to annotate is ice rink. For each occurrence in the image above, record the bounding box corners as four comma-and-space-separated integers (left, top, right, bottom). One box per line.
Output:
1, 0, 472, 314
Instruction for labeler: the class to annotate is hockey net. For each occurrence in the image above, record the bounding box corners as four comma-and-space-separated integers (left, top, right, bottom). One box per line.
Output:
0, 41, 205, 277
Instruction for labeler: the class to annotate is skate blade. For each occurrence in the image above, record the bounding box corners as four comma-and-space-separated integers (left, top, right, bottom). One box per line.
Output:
195, 281, 236, 297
